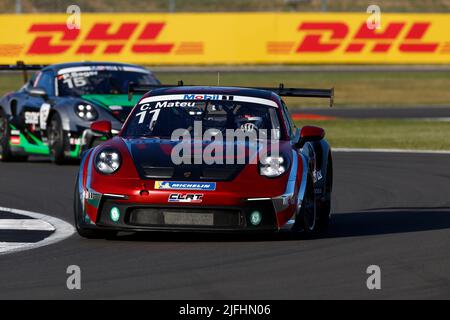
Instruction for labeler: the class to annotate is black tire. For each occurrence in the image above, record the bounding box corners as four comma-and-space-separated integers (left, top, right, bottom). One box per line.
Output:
317, 156, 333, 231
74, 178, 117, 239
48, 113, 68, 164
0, 109, 28, 162
294, 175, 317, 236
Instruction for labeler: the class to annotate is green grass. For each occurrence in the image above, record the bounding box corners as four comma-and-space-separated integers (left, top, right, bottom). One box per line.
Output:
1, 0, 450, 12
0, 72, 23, 96
2, 71, 450, 108
296, 119, 450, 150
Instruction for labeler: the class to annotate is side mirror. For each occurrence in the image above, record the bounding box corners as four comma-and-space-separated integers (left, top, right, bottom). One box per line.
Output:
29, 87, 48, 100
90, 120, 112, 138
295, 125, 325, 148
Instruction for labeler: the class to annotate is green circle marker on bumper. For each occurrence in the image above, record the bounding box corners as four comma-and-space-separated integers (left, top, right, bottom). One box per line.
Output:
110, 207, 120, 222
250, 211, 262, 226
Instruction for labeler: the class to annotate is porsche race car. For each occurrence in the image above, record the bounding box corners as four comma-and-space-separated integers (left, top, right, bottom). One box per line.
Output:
0, 61, 160, 164
74, 84, 334, 238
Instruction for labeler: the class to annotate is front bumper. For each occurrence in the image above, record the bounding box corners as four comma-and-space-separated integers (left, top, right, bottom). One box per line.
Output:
92, 198, 280, 232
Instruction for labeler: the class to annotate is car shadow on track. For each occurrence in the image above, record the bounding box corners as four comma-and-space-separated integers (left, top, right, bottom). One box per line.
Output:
102, 207, 450, 242
25, 157, 80, 165
110, 230, 291, 243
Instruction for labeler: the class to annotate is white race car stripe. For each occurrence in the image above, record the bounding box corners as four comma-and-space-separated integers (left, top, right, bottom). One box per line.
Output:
139, 94, 278, 108
57, 65, 148, 75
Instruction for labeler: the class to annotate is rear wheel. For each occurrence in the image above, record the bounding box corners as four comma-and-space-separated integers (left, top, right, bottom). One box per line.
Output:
317, 156, 332, 231
48, 113, 68, 165
0, 109, 27, 162
294, 175, 317, 236
74, 178, 117, 239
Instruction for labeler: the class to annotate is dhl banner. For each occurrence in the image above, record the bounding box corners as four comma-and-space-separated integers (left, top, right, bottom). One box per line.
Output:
0, 13, 450, 65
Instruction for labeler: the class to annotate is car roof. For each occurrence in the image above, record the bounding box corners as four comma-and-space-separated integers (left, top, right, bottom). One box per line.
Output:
41, 61, 149, 73
142, 86, 281, 103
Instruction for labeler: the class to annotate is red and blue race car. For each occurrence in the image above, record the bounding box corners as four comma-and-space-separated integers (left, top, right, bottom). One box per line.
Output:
74, 84, 334, 238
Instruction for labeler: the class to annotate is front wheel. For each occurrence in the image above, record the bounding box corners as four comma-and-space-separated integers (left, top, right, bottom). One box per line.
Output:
317, 156, 333, 231
293, 175, 317, 236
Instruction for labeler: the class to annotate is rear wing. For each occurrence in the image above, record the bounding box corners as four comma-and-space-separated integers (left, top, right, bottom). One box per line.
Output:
128, 82, 334, 107
0, 61, 47, 83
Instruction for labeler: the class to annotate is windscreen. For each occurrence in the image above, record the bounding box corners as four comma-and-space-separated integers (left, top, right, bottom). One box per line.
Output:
56, 66, 159, 96
121, 97, 282, 139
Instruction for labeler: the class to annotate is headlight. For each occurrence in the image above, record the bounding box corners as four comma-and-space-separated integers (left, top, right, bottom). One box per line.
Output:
95, 149, 121, 174
260, 156, 286, 178
75, 104, 98, 121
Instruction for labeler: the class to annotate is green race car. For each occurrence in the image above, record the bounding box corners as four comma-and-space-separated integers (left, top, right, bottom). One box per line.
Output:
0, 61, 160, 164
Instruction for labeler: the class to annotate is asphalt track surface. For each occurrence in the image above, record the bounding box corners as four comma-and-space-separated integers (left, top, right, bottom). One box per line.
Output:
0, 152, 449, 299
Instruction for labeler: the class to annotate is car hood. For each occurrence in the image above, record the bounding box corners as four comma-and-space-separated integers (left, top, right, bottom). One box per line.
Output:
122, 137, 270, 181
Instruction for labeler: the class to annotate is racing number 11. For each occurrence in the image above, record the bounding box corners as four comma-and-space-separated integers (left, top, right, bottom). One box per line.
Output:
136, 107, 161, 129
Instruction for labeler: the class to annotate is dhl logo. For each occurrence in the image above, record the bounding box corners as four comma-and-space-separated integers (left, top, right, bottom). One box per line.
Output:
26, 22, 203, 55
2, 13, 450, 64
268, 21, 449, 54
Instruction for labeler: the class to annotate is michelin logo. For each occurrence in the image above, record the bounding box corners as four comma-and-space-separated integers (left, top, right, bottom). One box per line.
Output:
155, 181, 216, 191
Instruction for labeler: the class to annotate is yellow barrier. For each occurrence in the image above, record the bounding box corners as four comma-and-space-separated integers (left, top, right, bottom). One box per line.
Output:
0, 13, 449, 64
